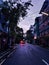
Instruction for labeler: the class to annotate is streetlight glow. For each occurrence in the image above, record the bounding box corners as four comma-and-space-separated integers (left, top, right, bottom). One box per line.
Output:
41, 12, 49, 16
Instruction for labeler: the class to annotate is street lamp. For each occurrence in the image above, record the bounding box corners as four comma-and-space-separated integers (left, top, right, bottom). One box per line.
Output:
34, 36, 37, 40
41, 12, 49, 16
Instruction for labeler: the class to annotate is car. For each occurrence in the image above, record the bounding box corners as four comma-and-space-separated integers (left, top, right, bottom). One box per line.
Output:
20, 40, 25, 44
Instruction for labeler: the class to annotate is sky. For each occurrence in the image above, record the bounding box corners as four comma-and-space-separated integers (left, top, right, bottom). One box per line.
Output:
18, 0, 45, 33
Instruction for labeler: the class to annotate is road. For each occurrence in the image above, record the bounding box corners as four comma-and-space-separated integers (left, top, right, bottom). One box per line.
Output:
1, 43, 49, 65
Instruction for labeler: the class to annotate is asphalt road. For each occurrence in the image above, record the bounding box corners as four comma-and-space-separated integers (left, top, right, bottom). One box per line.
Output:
1, 43, 49, 65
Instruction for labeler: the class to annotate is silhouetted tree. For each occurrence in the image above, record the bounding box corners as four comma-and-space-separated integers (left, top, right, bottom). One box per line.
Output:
15, 26, 23, 43
26, 30, 34, 44
0, 0, 33, 43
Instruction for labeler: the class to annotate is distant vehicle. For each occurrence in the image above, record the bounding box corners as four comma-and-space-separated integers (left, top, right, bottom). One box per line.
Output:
20, 40, 25, 44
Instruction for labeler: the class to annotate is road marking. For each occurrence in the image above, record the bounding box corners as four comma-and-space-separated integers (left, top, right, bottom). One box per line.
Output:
42, 59, 49, 65
0, 51, 10, 59
0, 53, 7, 59
7, 51, 14, 57
0, 59, 6, 65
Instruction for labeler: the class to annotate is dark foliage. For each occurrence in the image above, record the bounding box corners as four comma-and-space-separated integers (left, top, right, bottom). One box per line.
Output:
0, 0, 33, 41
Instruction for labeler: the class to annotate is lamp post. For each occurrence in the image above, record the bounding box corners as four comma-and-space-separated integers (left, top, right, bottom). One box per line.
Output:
41, 12, 49, 16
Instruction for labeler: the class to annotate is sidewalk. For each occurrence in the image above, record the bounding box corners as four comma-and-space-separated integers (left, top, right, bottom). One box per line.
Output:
0, 49, 10, 57
38, 44, 49, 50
0, 45, 17, 56
0, 45, 17, 63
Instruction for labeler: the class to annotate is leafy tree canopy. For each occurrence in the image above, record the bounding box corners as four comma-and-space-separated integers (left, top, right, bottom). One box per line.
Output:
0, 0, 33, 36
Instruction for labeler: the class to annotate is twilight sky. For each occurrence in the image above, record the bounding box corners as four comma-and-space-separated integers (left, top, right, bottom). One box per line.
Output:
18, 0, 45, 33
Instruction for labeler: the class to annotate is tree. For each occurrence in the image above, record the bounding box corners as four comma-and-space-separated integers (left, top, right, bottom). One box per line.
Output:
0, 0, 33, 37
14, 26, 23, 43
26, 30, 34, 44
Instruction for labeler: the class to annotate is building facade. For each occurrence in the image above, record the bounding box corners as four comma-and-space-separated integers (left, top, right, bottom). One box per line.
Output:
29, 18, 40, 44
39, 0, 49, 46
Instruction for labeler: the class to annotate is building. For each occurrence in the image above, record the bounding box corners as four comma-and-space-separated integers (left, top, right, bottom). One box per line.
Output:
35, 17, 40, 38
29, 20, 40, 44
39, 0, 49, 46
29, 24, 37, 39
29, 16, 41, 44
31, 17, 41, 45
30, 25, 34, 34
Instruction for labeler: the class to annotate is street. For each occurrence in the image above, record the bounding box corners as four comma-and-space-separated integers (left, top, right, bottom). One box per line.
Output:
1, 43, 49, 65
